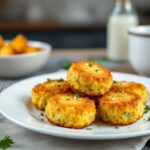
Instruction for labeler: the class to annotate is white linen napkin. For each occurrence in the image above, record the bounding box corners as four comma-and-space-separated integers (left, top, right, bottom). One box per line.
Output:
0, 114, 150, 150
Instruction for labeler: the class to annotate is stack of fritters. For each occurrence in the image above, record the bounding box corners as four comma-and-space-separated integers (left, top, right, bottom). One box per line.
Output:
32, 61, 148, 128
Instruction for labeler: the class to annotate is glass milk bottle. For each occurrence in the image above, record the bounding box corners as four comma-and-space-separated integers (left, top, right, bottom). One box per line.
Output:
107, 0, 138, 61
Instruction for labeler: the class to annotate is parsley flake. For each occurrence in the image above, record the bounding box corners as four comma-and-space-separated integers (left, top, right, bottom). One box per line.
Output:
38, 112, 45, 121
113, 80, 118, 83
144, 105, 150, 114
115, 126, 119, 129
0, 135, 14, 149
88, 63, 93, 67
62, 61, 72, 70
86, 128, 93, 130
40, 112, 44, 116
58, 78, 64, 82
114, 89, 121, 93
47, 78, 51, 83
73, 93, 80, 99
124, 112, 130, 118
95, 69, 100, 73
86, 56, 96, 61
147, 117, 150, 121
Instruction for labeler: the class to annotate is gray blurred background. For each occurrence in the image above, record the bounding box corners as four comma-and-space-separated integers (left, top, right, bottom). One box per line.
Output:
0, 0, 149, 48
0, 0, 149, 23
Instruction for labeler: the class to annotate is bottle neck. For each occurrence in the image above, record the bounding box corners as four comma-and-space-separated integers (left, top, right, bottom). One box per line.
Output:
116, 0, 132, 8
116, 0, 131, 4
113, 0, 136, 15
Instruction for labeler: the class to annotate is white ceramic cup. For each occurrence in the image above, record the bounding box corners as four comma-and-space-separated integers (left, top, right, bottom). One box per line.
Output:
128, 25, 150, 76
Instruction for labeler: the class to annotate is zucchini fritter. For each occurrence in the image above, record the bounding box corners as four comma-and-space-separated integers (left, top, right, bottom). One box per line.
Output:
112, 81, 148, 104
32, 79, 70, 110
98, 90, 144, 125
45, 93, 96, 128
67, 61, 113, 96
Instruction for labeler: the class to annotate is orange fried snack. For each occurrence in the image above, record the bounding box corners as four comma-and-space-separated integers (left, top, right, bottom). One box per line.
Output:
24, 46, 41, 54
0, 36, 4, 48
10, 34, 28, 54
0, 44, 15, 56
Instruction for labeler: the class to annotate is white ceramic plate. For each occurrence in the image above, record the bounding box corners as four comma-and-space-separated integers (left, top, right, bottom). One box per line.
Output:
0, 71, 150, 140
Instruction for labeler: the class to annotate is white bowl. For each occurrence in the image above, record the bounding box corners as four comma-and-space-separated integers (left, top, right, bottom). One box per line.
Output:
0, 41, 52, 78
128, 25, 150, 76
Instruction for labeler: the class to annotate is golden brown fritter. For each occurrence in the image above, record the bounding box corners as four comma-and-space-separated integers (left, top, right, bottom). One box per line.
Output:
45, 93, 96, 128
32, 79, 70, 110
67, 61, 113, 96
98, 90, 144, 125
112, 81, 148, 104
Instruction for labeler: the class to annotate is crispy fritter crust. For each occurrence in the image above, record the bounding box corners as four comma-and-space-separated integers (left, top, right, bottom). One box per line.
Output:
98, 90, 144, 125
32, 80, 70, 110
67, 61, 113, 96
112, 81, 148, 104
45, 93, 96, 128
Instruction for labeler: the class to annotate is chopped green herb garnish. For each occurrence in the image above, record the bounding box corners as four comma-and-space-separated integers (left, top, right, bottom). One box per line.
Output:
86, 56, 107, 62
86, 56, 108, 61
58, 78, 64, 82
0, 135, 14, 149
113, 80, 118, 83
86, 128, 93, 130
88, 63, 93, 67
47, 78, 51, 83
144, 110, 148, 114
144, 105, 150, 114
98, 56, 107, 61
40, 112, 44, 116
73, 93, 80, 99
86, 56, 96, 61
124, 112, 130, 118
147, 117, 150, 121
114, 89, 121, 93
95, 69, 100, 73
62, 61, 72, 70
38, 112, 45, 121
114, 126, 119, 129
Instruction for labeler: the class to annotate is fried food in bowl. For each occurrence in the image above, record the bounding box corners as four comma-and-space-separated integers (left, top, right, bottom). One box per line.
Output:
0, 40, 51, 78
0, 34, 42, 56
